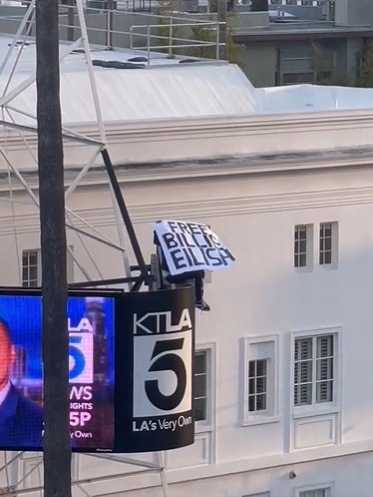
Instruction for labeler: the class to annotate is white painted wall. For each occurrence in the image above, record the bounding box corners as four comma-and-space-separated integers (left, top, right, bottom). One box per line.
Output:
1, 159, 373, 496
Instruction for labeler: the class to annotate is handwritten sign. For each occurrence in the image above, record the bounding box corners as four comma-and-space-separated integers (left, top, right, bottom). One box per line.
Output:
153, 220, 235, 276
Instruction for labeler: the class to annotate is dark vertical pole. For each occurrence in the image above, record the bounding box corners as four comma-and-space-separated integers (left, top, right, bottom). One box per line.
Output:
101, 148, 149, 291
106, 0, 114, 49
217, 0, 227, 60
67, 0, 75, 42
36, 0, 71, 495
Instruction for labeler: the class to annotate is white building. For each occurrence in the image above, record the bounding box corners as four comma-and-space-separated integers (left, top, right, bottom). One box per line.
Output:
2, 25, 373, 497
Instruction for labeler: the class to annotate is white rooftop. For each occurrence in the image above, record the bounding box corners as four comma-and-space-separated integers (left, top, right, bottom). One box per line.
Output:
256, 84, 373, 114
1, 35, 373, 127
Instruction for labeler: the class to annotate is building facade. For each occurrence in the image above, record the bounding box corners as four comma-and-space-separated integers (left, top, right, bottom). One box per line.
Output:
2, 105, 373, 496
2, 20, 373, 494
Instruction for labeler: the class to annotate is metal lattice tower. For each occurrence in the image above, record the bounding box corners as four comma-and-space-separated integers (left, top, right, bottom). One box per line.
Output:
0, 1, 171, 495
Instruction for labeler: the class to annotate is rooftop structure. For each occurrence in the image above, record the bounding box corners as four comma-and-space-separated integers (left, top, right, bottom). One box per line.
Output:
2, 31, 373, 131
0, 38, 257, 126
0, 0, 371, 89
0, 23, 373, 181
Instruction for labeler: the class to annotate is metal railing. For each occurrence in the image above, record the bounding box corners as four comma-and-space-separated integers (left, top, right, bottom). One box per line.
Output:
0, 4, 225, 62
129, 18, 224, 60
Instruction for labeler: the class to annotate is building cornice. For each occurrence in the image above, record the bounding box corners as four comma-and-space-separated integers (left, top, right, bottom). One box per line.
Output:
3, 110, 373, 168
104, 112, 373, 161
4, 183, 373, 235
1, 143, 373, 196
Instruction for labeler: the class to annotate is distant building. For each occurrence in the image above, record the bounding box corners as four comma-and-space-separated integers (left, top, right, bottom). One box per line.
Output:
234, 0, 373, 87
0, 0, 371, 88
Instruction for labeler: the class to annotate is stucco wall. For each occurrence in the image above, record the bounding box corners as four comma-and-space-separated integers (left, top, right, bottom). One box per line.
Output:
1, 158, 373, 495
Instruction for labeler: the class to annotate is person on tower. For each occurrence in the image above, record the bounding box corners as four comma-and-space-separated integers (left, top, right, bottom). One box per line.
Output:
153, 231, 210, 311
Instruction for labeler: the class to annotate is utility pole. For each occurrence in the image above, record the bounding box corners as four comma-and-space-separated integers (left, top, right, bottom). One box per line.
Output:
36, 0, 71, 496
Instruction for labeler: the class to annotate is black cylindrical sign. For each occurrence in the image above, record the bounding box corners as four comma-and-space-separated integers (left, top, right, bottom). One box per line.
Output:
0, 287, 195, 453
114, 285, 195, 452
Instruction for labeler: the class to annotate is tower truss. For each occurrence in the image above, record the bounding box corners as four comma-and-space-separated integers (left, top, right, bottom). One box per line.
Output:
0, 1, 170, 495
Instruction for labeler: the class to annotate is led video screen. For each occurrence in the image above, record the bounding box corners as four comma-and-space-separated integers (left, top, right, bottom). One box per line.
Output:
0, 294, 114, 451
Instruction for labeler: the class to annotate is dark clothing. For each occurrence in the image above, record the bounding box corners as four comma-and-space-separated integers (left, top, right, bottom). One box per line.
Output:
153, 231, 205, 302
0, 384, 43, 448
166, 271, 205, 302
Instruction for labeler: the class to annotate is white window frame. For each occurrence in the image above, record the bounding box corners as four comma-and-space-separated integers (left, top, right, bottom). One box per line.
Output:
295, 482, 334, 497
243, 335, 279, 426
21, 246, 75, 286
291, 327, 342, 418
319, 222, 338, 269
195, 343, 216, 433
294, 224, 313, 272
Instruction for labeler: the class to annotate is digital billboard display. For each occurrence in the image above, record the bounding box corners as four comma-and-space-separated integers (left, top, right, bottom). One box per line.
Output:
0, 294, 114, 451
0, 286, 195, 453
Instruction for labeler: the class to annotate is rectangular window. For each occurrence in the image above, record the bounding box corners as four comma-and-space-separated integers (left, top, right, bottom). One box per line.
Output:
294, 225, 307, 268
248, 359, 268, 413
294, 224, 313, 269
22, 247, 75, 287
244, 337, 278, 423
22, 250, 39, 287
319, 223, 332, 265
299, 488, 331, 497
319, 222, 338, 267
194, 351, 208, 422
294, 334, 334, 407
194, 346, 215, 430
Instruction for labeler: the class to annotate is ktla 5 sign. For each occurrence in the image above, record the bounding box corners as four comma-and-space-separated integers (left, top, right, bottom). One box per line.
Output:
115, 286, 196, 453
132, 308, 193, 417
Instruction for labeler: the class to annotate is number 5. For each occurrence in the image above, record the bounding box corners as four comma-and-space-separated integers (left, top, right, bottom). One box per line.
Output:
69, 335, 85, 380
145, 338, 187, 411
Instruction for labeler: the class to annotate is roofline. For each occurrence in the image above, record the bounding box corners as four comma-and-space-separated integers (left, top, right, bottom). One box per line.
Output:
233, 27, 373, 42
5, 109, 373, 143
3, 110, 373, 177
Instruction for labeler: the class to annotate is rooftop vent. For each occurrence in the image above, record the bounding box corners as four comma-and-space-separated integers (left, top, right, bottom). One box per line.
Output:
178, 58, 201, 64
128, 56, 148, 63
92, 60, 145, 69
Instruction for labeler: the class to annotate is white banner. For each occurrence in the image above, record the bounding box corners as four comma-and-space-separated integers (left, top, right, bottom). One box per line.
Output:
153, 220, 235, 276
